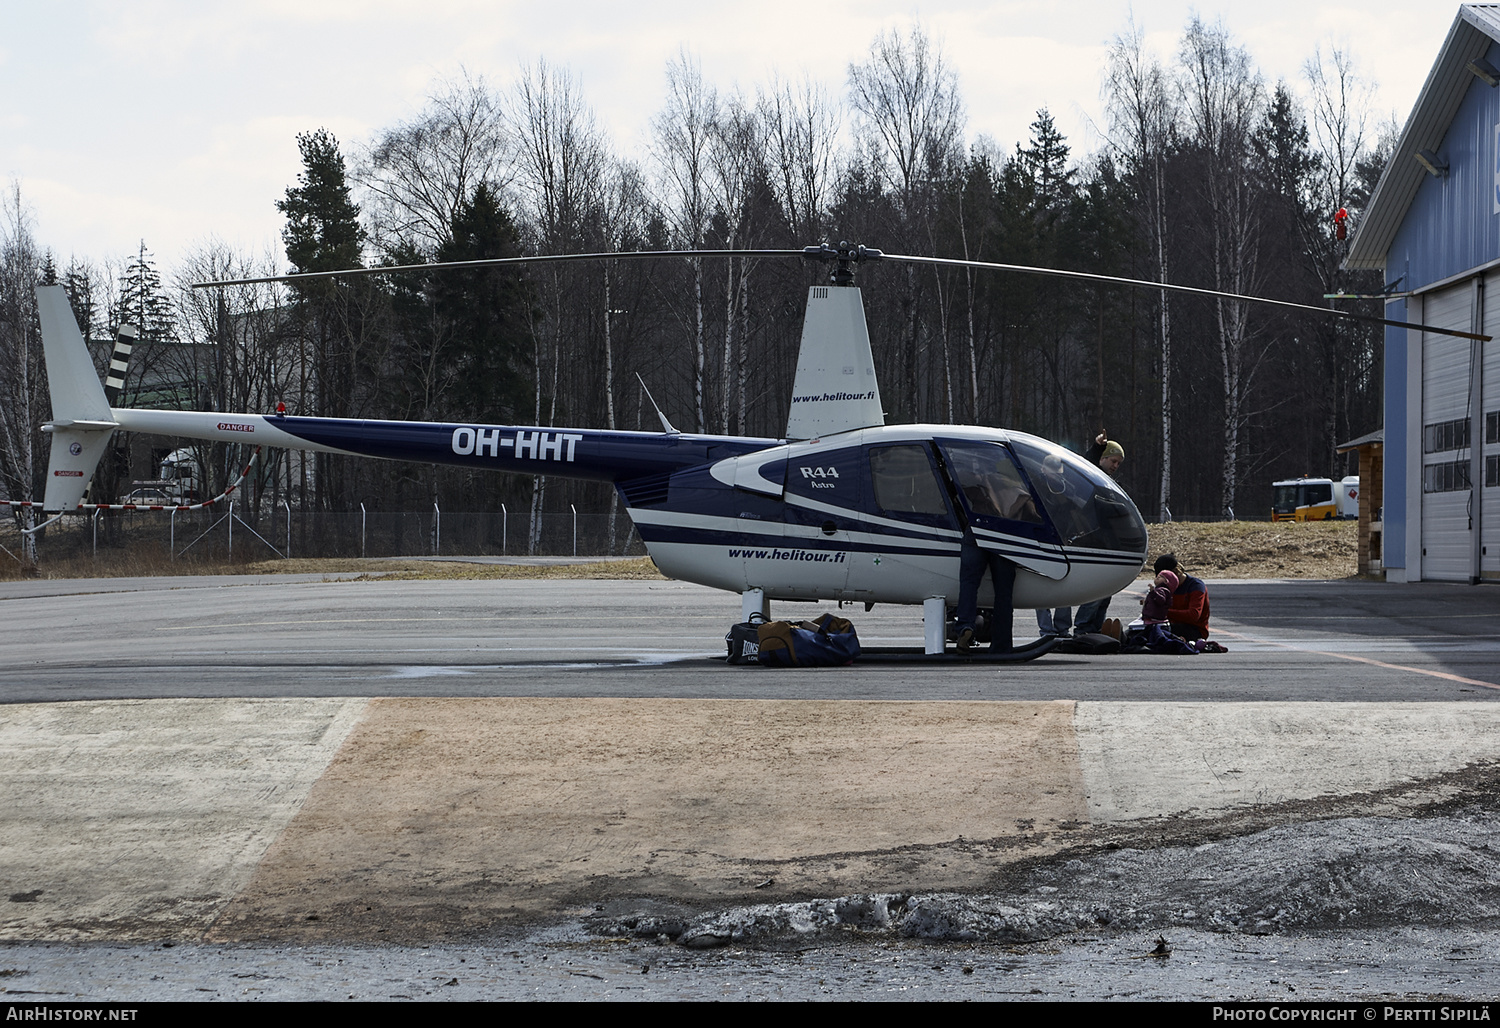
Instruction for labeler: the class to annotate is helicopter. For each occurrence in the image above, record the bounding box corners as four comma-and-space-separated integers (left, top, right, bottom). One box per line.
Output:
24, 242, 1487, 655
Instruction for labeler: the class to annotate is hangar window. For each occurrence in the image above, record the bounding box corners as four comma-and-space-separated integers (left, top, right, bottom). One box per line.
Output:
1423, 417, 1470, 454
1487, 411, 1500, 444
1423, 459, 1471, 493
1488, 454, 1500, 488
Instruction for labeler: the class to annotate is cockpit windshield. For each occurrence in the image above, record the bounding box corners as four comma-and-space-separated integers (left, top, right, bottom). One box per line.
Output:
1008, 437, 1148, 553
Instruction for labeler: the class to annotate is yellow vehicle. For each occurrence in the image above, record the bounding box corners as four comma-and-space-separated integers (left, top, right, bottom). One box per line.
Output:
1271, 478, 1339, 521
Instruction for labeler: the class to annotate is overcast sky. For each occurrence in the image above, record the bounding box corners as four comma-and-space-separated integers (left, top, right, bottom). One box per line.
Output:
0, 1, 1458, 277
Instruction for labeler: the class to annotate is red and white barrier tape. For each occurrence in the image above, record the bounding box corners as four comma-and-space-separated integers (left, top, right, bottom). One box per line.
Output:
2, 448, 262, 534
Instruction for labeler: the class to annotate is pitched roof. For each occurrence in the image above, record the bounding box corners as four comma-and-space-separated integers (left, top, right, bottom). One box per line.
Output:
1335, 428, 1384, 452
1345, 5, 1500, 270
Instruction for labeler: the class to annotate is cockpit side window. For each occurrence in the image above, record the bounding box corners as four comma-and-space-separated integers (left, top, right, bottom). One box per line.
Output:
869, 445, 949, 516
941, 443, 1044, 525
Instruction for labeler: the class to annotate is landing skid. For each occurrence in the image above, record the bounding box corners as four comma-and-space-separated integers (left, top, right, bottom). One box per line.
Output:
854, 635, 1058, 664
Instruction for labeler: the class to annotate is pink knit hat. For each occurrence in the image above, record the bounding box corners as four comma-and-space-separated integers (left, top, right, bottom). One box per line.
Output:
1158, 569, 1179, 591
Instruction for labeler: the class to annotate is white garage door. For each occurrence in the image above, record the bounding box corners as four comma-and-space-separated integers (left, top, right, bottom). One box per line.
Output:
1420, 281, 1474, 582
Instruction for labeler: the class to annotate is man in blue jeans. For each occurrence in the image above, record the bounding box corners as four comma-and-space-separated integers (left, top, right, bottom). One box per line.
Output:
1036, 606, 1071, 638
956, 534, 1016, 653
948, 445, 1034, 654
1036, 432, 1125, 636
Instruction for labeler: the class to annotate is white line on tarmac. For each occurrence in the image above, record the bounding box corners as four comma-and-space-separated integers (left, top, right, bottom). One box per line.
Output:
383, 656, 693, 676
154, 614, 737, 630
1215, 629, 1500, 690
1208, 636, 1500, 653
112, 647, 720, 660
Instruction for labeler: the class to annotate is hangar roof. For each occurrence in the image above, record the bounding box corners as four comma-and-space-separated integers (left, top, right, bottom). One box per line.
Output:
1346, 5, 1500, 270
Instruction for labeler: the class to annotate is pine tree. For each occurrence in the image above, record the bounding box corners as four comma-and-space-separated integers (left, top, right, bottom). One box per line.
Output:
1019, 109, 1075, 215
112, 241, 176, 344
277, 129, 364, 282
434, 183, 534, 423
277, 128, 367, 508
62, 259, 98, 343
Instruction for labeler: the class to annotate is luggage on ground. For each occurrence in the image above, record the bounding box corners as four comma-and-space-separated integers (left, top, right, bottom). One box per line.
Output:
746, 613, 861, 667
725, 612, 768, 664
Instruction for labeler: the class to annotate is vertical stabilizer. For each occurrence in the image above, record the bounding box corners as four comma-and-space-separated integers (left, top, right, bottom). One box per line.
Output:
35, 286, 118, 511
784, 285, 884, 440
37, 286, 111, 423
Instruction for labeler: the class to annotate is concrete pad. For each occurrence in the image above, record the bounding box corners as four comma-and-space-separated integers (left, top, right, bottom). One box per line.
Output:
0, 698, 365, 940
208, 698, 1087, 940
8, 692, 1500, 945
1077, 702, 1500, 822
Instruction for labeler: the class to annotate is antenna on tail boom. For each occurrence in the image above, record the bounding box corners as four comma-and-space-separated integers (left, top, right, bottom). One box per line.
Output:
635, 373, 679, 435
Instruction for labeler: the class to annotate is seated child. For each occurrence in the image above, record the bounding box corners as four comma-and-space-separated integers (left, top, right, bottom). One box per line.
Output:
1140, 569, 1198, 655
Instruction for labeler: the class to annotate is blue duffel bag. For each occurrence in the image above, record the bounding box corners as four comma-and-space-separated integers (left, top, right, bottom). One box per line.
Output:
756, 613, 861, 667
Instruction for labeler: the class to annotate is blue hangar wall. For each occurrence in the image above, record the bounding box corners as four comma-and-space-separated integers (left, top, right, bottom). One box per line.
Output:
1381, 36, 1500, 578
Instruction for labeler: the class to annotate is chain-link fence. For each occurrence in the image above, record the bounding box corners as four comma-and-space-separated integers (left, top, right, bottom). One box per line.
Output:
3, 507, 647, 564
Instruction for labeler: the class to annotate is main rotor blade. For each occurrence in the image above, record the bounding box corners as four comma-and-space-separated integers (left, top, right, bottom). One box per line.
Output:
191, 248, 805, 289
880, 252, 1490, 343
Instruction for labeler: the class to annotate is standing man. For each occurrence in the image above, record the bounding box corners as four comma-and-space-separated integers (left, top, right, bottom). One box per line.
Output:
1036, 431, 1126, 637
1073, 431, 1125, 634
947, 446, 1037, 654
955, 534, 1016, 654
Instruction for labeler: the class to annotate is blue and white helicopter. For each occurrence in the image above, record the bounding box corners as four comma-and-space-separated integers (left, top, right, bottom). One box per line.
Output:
29, 242, 1481, 654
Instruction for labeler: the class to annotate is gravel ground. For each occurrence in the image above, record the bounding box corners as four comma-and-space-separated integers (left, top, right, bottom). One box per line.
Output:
3, 926, 1497, 1002
2, 805, 1496, 1001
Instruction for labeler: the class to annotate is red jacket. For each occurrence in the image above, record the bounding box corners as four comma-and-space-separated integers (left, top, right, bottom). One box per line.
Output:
1168, 575, 1210, 635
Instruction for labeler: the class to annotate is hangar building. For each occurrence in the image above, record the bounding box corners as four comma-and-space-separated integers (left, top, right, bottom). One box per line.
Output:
1348, 3, 1500, 582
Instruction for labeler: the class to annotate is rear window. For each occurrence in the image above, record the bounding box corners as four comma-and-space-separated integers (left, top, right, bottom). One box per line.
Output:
869, 445, 948, 515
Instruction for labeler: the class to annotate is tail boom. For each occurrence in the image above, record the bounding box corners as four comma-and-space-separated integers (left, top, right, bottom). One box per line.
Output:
111, 409, 776, 484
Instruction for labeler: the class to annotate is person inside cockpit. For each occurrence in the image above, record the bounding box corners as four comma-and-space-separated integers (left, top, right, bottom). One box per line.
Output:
950, 449, 1041, 526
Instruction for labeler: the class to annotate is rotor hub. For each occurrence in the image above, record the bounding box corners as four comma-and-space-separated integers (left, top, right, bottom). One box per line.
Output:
801, 241, 883, 286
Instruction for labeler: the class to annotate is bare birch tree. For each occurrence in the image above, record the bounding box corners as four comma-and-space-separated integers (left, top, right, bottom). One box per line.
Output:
1179, 17, 1267, 517
0, 184, 44, 564
708, 92, 765, 433
1304, 45, 1378, 466
848, 23, 965, 420
760, 72, 841, 242
597, 161, 652, 553
512, 59, 610, 551
651, 50, 718, 432
1305, 46, 1374, 232
174, 245, 293, 513
847, 23, 963, 218
1105, 22, 1176, 520
359, 71, 511, 256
